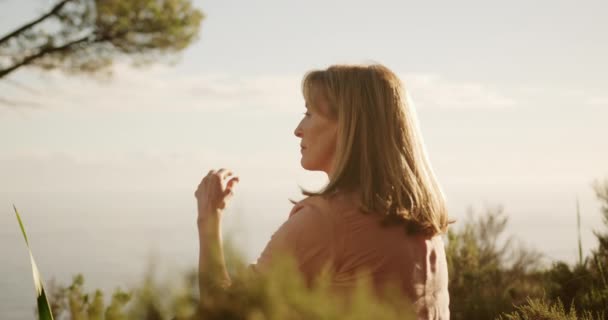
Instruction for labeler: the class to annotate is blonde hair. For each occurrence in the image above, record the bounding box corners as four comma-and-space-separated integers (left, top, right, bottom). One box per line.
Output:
300, 64, 450, 236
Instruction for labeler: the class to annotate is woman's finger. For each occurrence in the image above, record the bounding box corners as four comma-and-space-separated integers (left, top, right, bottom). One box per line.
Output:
223, 177, 239, 197
217, 168, 233, 179
223, 187, 235, 198
226, 176, 239, 188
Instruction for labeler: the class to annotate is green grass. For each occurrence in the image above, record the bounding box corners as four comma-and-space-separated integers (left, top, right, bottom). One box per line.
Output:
13, 204, 54, 320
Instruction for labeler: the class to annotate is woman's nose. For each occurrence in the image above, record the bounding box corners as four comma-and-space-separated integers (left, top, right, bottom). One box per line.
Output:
294, 121, 303, 138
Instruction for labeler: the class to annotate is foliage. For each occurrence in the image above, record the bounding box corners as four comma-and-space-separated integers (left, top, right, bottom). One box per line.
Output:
446, 205, 545, 320
542, 179, 608, 317
447, 178, 608, 319
47, 271, 182, 320
0, 0, 204, 79
46, 252, 416, 320
496, 297, 601, 320
591, 178, 608, 261
13, 205, 54, 320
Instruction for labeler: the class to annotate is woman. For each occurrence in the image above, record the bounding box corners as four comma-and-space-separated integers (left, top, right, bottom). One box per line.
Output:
195, 64, 450, 319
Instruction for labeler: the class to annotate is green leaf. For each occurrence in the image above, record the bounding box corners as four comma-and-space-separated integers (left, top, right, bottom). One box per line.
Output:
13, 204, 29, 247
13, 204, 55, 320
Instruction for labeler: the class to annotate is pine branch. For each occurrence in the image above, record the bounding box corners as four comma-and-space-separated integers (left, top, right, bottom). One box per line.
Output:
0, 34, 92, 79
0, 0, 76, 46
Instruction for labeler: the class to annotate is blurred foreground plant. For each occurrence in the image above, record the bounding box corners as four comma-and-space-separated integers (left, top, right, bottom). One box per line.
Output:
46, 247, 416, 320
13, 205, 54, 320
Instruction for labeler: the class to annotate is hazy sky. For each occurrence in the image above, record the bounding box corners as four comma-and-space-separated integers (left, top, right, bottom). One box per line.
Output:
1, 0, 607, 263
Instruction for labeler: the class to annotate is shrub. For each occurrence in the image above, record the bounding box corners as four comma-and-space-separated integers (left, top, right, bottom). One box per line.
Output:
497, 297, 602, 320
446, 205, 545, 320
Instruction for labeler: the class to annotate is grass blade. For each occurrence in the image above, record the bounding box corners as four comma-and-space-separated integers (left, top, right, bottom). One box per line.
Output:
12, 204, 54, 320
576, 196, 583, 266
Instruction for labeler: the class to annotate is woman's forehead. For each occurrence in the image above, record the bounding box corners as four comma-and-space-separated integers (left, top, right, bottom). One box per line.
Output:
304, 81, 327, 102
302, 75, 336, 118
305, 91, 328, 111
303, 81, 321, 101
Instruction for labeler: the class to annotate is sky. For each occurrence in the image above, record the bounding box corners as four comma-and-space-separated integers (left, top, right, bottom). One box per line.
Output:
1, 0, 608, 282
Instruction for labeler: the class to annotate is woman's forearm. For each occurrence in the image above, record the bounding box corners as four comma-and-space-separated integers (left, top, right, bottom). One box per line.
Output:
197, 210, 231, 299
194, 168, 239, 299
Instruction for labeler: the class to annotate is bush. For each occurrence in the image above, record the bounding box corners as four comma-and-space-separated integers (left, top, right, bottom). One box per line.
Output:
446, 205, 545, 320
542, 179, 608, 317
497, 297, 602, 320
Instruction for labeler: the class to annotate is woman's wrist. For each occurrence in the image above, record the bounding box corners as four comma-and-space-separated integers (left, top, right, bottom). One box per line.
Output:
197, 205, 222, 230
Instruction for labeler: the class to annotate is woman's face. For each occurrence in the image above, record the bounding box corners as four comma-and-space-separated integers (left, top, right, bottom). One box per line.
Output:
294, 93, 338, 177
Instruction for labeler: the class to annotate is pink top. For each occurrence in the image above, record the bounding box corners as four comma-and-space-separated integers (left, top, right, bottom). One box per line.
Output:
251, 194, 450, 320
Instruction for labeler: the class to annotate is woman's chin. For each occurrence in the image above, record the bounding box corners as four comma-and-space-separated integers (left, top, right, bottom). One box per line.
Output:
300, 159, 308, 169
300, 159, 314, 171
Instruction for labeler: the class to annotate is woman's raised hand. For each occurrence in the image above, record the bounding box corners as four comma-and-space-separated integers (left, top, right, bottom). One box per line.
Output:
195, 168, 239, 219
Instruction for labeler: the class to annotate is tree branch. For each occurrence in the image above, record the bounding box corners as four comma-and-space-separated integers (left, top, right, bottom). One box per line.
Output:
0, 0, 75, 46
0, 34, 92, 79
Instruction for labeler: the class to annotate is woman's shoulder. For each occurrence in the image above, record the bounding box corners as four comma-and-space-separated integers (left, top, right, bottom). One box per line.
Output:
289, 193, 356, 218
289, 195, 329, 218
279, 197, 336, 249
